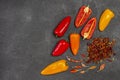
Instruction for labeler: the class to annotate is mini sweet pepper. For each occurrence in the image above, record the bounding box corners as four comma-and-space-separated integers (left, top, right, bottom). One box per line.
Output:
41, 59, 69, 75
99, 9, 115, 31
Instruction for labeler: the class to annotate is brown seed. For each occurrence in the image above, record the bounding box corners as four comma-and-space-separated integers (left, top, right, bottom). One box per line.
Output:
66, 56, 82, 63
80, 70, 86, 74
88, 66, 97, 70
97, 63, 106, 72
81, 63, 88, 67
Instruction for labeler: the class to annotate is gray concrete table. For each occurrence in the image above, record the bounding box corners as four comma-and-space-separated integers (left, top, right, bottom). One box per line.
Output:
0, 0, 120, 80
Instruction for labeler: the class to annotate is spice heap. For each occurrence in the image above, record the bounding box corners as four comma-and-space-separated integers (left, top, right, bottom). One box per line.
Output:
86, 37, 115, 63
68, 37, 116, 74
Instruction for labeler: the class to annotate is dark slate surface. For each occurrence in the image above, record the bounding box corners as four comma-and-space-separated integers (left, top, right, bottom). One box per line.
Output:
0, 0, 120, 80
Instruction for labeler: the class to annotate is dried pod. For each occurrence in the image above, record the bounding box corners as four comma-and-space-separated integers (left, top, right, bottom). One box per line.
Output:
88, 66, 97, 70
97, 63, 106, 72
80, 70, 86, 74
66, 56, 82, 63
81, 63, 88, 67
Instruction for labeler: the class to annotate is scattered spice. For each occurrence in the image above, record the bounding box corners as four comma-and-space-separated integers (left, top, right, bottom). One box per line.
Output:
86, 37, 115, 63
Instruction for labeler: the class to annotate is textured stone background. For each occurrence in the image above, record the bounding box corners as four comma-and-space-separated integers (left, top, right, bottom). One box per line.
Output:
0, 0, 120, 80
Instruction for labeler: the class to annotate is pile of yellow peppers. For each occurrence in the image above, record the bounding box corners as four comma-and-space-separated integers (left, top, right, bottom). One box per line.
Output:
40, 8, 115, 76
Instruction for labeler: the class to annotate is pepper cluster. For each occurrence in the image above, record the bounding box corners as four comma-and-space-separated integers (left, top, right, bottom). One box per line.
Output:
52, 5, 97, 57
41, 5, 115, 75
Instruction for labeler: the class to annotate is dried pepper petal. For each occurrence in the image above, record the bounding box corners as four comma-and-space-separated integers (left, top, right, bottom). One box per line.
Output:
72, 65, 82, 69
70, 69, 81, 73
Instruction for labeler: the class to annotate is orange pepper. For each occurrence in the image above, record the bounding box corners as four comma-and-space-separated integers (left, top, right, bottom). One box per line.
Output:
70, 33, 80, 55
41, 59, 69, 75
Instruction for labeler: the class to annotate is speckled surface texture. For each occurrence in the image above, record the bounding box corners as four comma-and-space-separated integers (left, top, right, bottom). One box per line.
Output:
0, 0, 120, 80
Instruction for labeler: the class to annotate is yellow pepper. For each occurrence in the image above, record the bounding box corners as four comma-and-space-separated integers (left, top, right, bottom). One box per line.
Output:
40, 59, 69, 75
99, 9, 115, 31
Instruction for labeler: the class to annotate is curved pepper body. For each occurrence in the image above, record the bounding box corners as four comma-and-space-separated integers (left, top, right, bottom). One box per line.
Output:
41, 59, 69, 75
52, 39, 69, 56
70, 33, 80, 55
81, 17, 97, 39
99, 9, 115, 31
54, 16, 71, 37
75, 6, 92, 28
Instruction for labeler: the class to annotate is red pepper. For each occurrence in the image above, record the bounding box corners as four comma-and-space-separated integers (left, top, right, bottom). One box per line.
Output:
75, 5, 92, 28
54, 16, 71, 37
81, 17, 97, 39
52, 39, 69, 56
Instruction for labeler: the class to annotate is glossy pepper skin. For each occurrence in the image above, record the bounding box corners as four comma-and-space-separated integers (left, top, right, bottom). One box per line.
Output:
81, 17, 97, 40
70, 33, 80, 55
54, 16, 71, 37
75, 5, 92, 28
99, 9, 115, 31
41, 59, 69, 75
52, 39, 69, 56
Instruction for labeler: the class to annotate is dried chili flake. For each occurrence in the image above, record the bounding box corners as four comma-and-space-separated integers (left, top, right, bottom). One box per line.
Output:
106, 59, 113, 62
70, 69, 81, 73
81, 53, 86, 58
72, 65, 82, 69
86, 37, 116, 63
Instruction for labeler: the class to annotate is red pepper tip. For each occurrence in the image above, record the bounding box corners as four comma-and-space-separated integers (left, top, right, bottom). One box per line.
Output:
51, 53, 61, 56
